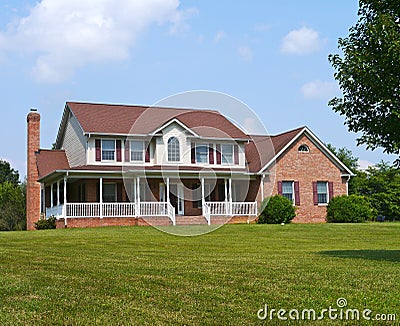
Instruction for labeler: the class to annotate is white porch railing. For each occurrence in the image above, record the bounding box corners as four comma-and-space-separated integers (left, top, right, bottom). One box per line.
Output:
46, 202, 176, 225
204, 201, 257, 216
203, 203, 211, 225
66, 203, 101, 217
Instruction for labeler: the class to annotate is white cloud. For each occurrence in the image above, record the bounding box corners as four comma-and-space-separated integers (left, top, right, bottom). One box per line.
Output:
301, 80, 339, 99
281, 27, 325, 54
358, 159, 374, 171
0, 0, 194, 83
237, 45, 253, 61
214, 30, 226, 43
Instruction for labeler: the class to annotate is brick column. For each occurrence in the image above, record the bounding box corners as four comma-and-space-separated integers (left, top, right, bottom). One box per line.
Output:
26, 110, 41, 230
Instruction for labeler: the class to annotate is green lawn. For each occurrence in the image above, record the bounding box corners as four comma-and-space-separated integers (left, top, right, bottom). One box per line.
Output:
0, 224, 399, 325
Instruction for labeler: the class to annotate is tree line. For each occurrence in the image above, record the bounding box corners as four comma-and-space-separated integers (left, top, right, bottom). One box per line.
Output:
0, 160, 26, 230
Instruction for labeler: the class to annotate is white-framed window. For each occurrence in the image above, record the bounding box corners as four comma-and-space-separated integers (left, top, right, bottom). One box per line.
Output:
168, 137, 180, 162
298, 144, 309, 153
130, 141, 144, 162
196, 145, 208, 163
103, 183, 116, 202
102, 140, 115, 161
282, 181, 294, 203
221, 144, 233, 164
317, 181, 328, 204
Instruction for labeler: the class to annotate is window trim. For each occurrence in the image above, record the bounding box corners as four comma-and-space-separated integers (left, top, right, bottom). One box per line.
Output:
130, 140, 144, 162
298, 144, 310, 153
317, 181, 329, 205
221, 144, 234, 165
282, 181, 295, 205
167, 137, 181, 162
101, 139, 116, 162
195, 144, 209, 164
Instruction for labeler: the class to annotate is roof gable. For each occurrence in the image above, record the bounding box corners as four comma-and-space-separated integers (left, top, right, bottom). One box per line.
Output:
247, 127, 354, 175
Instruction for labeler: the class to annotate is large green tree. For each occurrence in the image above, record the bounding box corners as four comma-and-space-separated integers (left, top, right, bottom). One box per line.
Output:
328, 0, 400, 163
0, 160, 20, 185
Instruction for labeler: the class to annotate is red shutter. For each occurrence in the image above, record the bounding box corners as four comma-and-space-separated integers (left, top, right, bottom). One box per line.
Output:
116, 140, 122, 162
209, 144, 214, 164
191, 143, 196, 164
277, 181, 283, 195
216, 144, 222, 164
312, 182, 318, 205
145, 141, 150, 163
294, 181, 300, 206
328, 182, 334, 201
124, 140, 130, 162
95, 139, 101, 161
234, 144, 239, 165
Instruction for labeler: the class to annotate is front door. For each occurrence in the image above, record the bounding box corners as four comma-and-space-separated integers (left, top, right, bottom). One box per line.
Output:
169, 183, 184, 215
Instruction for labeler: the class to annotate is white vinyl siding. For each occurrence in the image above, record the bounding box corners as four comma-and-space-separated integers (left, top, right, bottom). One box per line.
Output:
62, 114, 86, 167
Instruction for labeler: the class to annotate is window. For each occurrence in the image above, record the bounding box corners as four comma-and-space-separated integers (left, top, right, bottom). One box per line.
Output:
78, 183, 86, 202
130, 141, 144, 162
282, 181, 294, 203
102, 140, 115, 161
298, 144, 309, 153
196, 145, 208, 163
317, 181, 328, 204
103, 183, 116, 202
221, 144, 233, 164
168, 137, 180, 162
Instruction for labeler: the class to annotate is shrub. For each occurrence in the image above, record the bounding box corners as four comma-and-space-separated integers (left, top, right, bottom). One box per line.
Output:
327, 195, 373, 223
258, 195, 296, 224
34, 216, 56, 230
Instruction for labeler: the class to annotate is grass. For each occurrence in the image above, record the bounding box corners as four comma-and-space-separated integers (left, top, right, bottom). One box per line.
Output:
0, 223, 399, 325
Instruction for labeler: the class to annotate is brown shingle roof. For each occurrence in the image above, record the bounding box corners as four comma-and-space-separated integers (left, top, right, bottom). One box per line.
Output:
246, 127, 305, 173
66, 102, 249, 139
35, 150, 70, 178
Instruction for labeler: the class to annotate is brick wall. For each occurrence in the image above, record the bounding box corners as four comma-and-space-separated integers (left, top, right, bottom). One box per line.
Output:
26, 112, 41, 230
262, 134, 348, 223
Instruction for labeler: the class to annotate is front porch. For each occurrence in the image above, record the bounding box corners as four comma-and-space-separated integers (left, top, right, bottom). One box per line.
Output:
43, 174, 258, 227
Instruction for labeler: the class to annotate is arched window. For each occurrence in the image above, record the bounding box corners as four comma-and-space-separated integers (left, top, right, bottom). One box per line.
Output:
298, 144, 309, 153
168, 137, 180, 161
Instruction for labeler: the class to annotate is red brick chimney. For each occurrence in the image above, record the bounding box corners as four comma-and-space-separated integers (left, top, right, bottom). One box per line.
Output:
26, 110, 41, 230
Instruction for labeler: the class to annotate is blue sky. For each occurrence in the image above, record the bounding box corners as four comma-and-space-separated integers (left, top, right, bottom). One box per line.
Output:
0, 0, 396, 179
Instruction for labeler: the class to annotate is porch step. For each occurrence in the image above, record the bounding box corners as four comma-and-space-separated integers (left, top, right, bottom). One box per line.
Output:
175, 215, 208, 225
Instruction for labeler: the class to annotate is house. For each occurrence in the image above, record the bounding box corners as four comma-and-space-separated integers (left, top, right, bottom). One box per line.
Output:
26, 102, 354, 230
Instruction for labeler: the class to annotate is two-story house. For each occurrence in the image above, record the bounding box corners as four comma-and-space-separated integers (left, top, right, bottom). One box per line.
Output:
26, 102, 353, 229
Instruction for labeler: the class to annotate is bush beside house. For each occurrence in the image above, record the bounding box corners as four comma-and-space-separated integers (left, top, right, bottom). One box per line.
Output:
258, 195, 296, 224
326, 195, 373, 223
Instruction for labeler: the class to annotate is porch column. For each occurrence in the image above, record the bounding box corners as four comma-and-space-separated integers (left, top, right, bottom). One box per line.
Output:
42, 184, 46, 216
63, 176, 67, 219
261, 175, 265, 202
57, 180, 60, 206
136, 176, 140, 215
100, 177, 103, 219
228, 178, 233, 216
166, 177, 170, 204
224, 179, 228, 202
201, 177, 205, 208
50, 184, 53, 208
